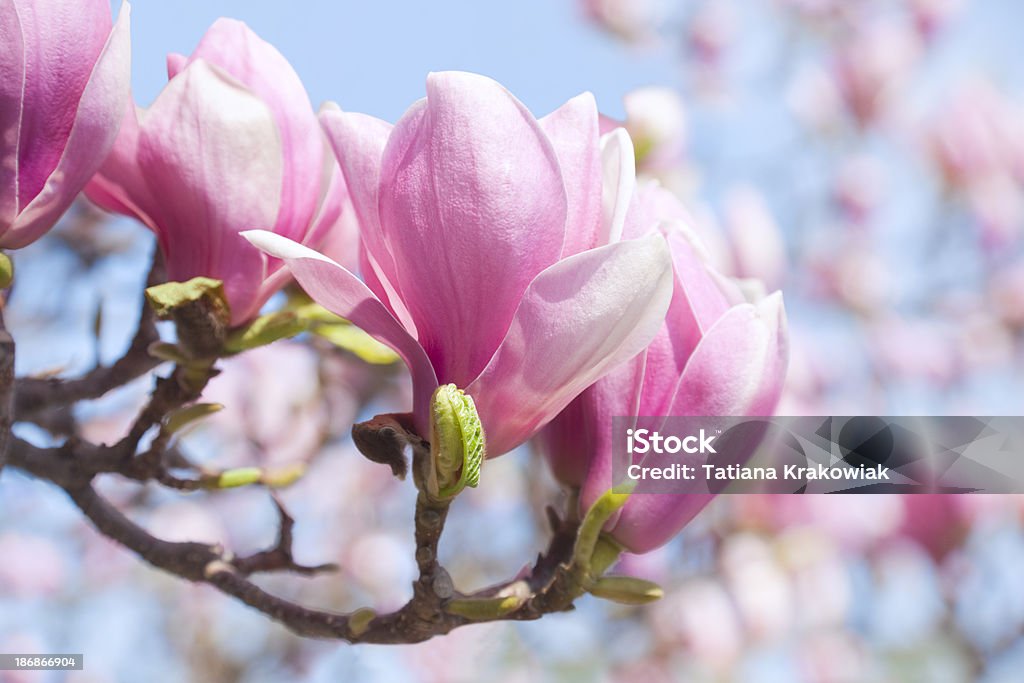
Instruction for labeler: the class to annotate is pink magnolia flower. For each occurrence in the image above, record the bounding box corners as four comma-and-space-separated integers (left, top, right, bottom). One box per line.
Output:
540, 184, 788, 553
86, 19, 347, 325
832, 18, 922, 127
245, 72, 675, 455
926, 80, 1018, 190
0, 0, 131, 249
582, 0, 667, 44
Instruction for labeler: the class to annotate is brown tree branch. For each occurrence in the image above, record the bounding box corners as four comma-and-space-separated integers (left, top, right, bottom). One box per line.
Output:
7, 429, 596, 644
0, 305, 14, 474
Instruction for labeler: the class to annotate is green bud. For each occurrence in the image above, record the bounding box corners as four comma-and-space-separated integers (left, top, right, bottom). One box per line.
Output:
445, 595, 524, 620
573, 485, 633, 575
146, 277, 229, 320
260, 463, 307, 488
428, 384, 484, 499
588, 576, 664, 605
224, 311, 308, 354
163, 402, 223, 434
145, 277, 231, 359
589, 535, 624, 577
216, 467, 263, 489
0, 252, 12, 289
348, 608, 376, 637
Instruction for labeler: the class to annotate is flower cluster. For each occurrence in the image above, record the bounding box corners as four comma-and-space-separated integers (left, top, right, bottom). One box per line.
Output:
1, 0, 788, 554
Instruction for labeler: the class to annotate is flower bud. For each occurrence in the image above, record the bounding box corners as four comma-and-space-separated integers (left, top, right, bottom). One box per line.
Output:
427, 384, 484, 499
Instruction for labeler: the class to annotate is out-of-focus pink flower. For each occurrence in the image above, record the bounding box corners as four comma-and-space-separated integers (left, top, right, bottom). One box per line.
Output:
787, 63, 844, 133
807, 237, 892, 312
582, 0, 667, 44
990, 265, 1024, 330
621, 87, 688, 171
600, 88, 699, 197
0, 0, 131, 249
897, 495, 967, 560
687, 0, 735, 68
86, 19, 348, 325
540, 184, 788, 553
774, 0, 848, 25
196, 342, 329, 467
246, 72, 675, 455
965, 172, 1024, 249
722, 185, 787, 290
868, 315, 958, 385
650, 578, 743, 668
926, 80, 1018, 190
832, 18, 922, 126
834, 154, 885, 225
0, 532, 66, 597
909, 0, 964, 41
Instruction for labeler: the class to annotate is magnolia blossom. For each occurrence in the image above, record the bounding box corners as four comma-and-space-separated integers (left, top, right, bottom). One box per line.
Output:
246, 71, 675, 455
540, 183, 788, 554
582, 0, 667, 43
0, 0, 131, 249
833, 18, 922, 126
86, 19, 348, 324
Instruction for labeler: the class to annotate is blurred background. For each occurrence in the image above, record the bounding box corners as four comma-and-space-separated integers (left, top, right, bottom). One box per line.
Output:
2, 0, 1024, 680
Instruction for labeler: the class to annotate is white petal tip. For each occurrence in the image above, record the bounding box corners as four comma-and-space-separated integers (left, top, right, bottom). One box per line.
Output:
241, 230, 335, 264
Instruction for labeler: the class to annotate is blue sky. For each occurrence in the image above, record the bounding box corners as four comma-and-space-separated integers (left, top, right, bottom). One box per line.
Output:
118, 0, 677, 121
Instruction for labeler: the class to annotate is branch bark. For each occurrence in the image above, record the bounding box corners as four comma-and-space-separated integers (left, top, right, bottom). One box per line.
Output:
0, 308, 14, 474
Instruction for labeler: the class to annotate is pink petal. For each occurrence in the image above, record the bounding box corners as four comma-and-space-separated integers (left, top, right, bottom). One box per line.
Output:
605, 293, 788, 553
136, 59, 282, 324
620, 180, 690, 241
540, 92, 603, 256
13, 0, 113, 210
85, 103, 165, 236
638, 223, 733, 416
544, 349, 647, 488
319, 107, 415, 330
378, 71, 568, 387
241, 230, 438, 433
607, 491, 715, 554
166, 52, 186, 79
4, 2, 131, 249
0, 0, 26, 227
467, 232, 674, 456
257, 126, 353, 308
181, 19, 323, 243
667, 292, 789, 417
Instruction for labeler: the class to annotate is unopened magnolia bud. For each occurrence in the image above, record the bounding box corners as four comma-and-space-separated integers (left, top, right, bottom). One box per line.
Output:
0, 253, 13, 289
216, 467, 262, 489
224, 311, 307, 354
146, 277, 231, 359
348, 608, 376, 637
261, 463, 307, 488
573, 486, 633, 574
588, 576, 664, 605
445, 594, 525, 620
428, 384, 484, 499
164, 403, 223, 434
